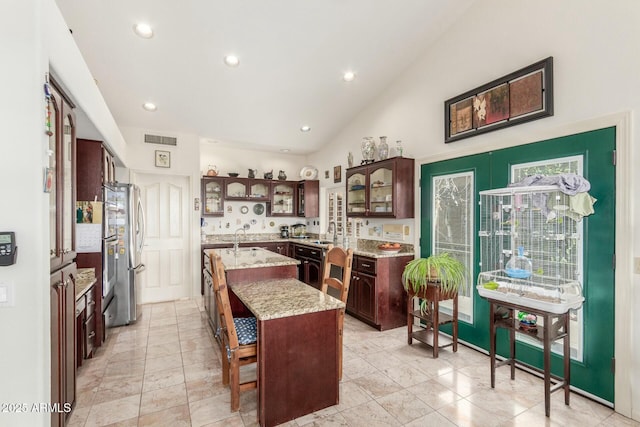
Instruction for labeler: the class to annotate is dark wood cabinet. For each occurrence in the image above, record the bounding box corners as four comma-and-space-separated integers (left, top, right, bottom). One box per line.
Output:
346, 157, 414, 218
76, 138, 115, 348
49, 80, 77, 271
202, 177, 225, 216
225, 178, 270, 201
267, 181, 296, 216
347, 254, 412, 331
293, 244, 324, 289
297, 180, 319, 217
200, 177, 319, 217
75, 283, 97, 367
51, 263, 77, 427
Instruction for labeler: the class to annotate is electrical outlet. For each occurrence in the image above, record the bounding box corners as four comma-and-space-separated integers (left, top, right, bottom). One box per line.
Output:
635, 257, 640, 275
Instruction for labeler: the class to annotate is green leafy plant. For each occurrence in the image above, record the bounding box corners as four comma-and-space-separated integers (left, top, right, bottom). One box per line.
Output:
402, 252, 466, 295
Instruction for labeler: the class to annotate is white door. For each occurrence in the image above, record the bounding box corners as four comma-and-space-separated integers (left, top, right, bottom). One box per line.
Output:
133, 173, 191, 303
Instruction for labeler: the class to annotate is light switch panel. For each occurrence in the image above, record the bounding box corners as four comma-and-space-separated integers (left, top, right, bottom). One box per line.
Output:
0, 282, 14, 307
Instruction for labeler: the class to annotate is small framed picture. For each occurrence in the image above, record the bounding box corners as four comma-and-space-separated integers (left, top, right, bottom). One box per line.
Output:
155, 150, 170, 168
333, 165, 341, 183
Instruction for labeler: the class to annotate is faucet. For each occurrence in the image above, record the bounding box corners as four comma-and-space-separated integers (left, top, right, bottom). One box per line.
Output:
234, 227, 246, 254
328, 221, 337, 244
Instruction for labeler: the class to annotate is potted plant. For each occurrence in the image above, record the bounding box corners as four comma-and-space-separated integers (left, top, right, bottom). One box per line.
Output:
402, 252, 466, 310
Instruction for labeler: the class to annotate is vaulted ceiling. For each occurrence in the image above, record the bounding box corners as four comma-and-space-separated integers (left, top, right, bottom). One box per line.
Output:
55, 0, 476, 154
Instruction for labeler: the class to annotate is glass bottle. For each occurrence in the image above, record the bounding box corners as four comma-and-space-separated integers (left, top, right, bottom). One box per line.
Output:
395, 140, 403, 157
378, 136, 389, 160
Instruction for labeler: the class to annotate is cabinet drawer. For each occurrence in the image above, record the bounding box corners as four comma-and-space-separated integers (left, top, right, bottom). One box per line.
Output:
294, 245, 322, 260
75, 297, 86, 318
84, 313, 96, 358
85, 287, 96, 317
355, 256, 376, 274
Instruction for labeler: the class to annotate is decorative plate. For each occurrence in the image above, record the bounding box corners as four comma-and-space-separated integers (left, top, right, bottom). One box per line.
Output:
240, 205, 249, 214
299, 166, 318, 180
253, 204, 264, 215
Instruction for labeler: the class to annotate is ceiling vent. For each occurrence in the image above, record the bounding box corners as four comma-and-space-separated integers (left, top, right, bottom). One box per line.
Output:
144, 133, 177, 146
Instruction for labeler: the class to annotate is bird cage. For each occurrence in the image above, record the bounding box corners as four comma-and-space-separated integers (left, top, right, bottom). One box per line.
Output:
477, 185, 584, 314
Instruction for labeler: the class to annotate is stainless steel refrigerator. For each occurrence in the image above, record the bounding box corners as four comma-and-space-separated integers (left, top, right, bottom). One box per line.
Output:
104, 183, 146, 327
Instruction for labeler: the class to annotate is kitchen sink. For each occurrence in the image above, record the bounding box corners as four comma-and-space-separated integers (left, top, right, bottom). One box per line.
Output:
308, 240, 334, 245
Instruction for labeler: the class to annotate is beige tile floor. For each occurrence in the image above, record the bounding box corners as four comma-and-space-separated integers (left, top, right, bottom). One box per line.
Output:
69, 298, 638, 427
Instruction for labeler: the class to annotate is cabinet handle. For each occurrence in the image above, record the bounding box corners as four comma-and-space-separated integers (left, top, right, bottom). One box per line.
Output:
88, 332, 96, 338
304, 260, 309, 264
362, 263, 371, 268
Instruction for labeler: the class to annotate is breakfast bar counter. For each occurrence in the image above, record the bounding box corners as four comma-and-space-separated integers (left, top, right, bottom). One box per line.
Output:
208, 247, 344, 427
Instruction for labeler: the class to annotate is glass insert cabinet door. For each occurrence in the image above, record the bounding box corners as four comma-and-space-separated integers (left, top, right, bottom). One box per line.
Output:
249, 181, 269, 199
203, 179, 224, 216
271, 182, 295, 215
368, 165, 393, 215
225, 179, 247, 199
346, 172, 366, 215
49, 93, 58, 263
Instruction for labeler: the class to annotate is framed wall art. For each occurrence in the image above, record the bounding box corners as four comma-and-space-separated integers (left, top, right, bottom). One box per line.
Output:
445, 57, 553, 143
333, 165, 342, 183
155, 150, 170, 168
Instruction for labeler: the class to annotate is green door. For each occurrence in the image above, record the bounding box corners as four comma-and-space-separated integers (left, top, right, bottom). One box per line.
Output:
420, 127, 615, 402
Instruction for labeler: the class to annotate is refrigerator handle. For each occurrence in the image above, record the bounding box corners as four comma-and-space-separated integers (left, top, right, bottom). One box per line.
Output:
134, 264, 146, 273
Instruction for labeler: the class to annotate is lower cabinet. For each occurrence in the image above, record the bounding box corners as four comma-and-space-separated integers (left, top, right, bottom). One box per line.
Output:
347, 255, 412, 331
76, 284, 97, 368
293, 244, 324, 289
51, 263, 77, 427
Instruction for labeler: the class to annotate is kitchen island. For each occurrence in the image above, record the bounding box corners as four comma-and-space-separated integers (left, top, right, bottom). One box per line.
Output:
207, 247, 344, 427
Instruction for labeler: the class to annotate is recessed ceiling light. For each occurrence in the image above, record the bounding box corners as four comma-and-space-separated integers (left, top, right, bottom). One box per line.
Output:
280, 149, 290, 153
142, 102, 157, 112
224, 55, 240, 67
133, 22, 154, 39
343, 71, 356, 82
300, 125, 311, 132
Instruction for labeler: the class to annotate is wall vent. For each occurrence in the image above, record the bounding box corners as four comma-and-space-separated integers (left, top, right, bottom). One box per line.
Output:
144, 133, 177, 146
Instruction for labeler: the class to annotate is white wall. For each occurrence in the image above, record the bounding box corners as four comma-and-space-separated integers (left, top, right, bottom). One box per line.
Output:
0, 1, 49, 424
308, 0, 639, 418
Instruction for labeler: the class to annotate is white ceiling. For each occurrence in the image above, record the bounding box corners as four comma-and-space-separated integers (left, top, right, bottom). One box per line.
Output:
55, 0, 475, 154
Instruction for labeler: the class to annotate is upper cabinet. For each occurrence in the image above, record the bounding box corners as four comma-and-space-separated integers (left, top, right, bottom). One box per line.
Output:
346, 157, 414, 219
202, 177, 225, 216
268, 181, 296, 216
297, 180, 319, 218
50, 79, 77, 270
202, 177, 319, 217
77, 139, 115, 201
225, 178, 269, 201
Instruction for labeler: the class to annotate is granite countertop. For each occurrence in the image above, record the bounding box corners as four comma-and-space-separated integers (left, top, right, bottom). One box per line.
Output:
75, 268, 96, 301
202, 235, 414, 259
230, 278, 345, 321
204, 247, 300, 270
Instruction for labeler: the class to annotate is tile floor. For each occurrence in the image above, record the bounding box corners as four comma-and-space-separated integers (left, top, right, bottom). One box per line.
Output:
69, 298, 638, 427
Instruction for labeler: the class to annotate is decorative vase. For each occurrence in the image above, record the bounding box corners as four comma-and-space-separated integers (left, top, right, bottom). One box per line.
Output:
347, 152, 354, 168
361, 137, 376, 164
395, 140, 403, 157
378, 136, 389, 160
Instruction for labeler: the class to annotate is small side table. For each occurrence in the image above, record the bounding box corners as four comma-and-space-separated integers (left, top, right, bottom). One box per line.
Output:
488, 298, 570, 417
407, 286, 458, 358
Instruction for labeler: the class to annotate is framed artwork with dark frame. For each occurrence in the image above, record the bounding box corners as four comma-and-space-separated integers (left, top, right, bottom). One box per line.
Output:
155, 150, 171, 168
333, 165, 341, 183
445, 57, 553, 143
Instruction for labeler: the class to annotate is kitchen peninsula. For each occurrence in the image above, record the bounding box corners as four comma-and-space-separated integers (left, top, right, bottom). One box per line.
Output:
204, 247, 344, 427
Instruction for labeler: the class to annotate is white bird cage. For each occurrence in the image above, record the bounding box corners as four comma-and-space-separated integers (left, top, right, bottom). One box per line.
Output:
477, 185, 584, 313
